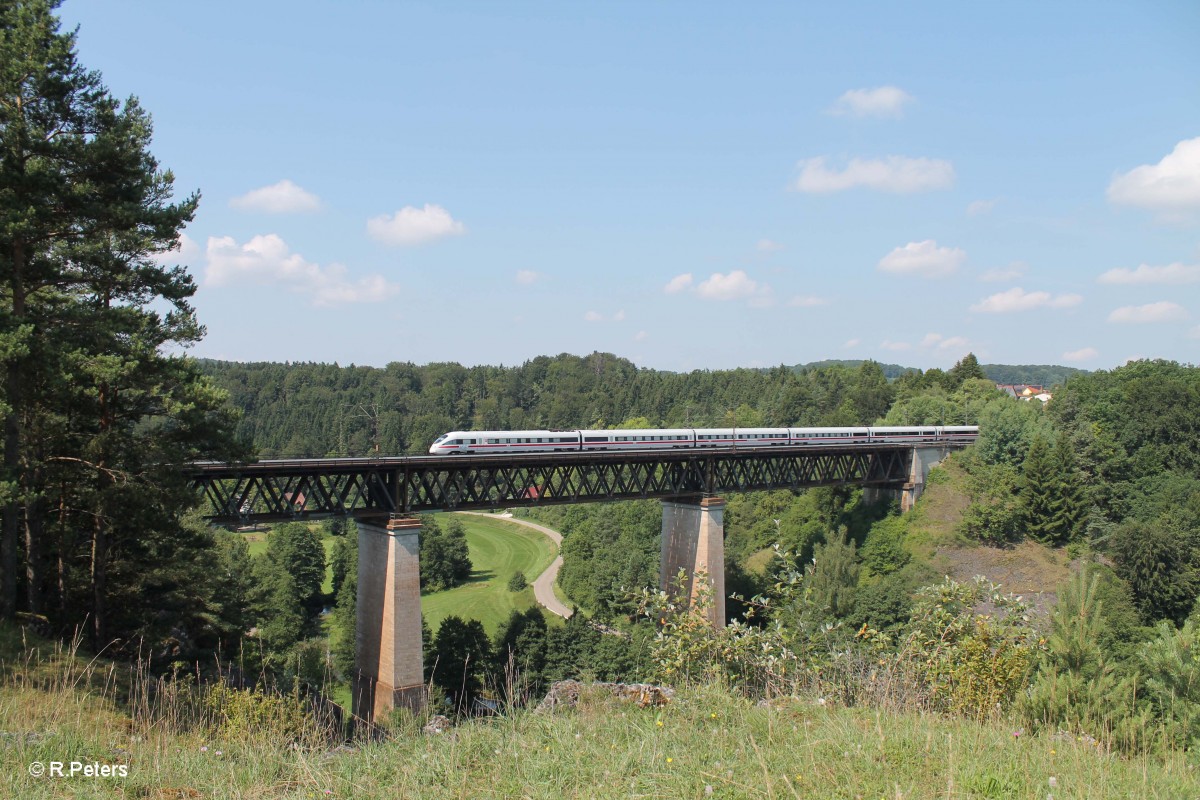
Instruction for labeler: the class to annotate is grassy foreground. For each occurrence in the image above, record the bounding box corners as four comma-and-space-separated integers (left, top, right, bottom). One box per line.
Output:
0, 632, 1196, 800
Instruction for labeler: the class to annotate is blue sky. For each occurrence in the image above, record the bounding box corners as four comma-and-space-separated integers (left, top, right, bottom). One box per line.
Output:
60, 1, 1200, 372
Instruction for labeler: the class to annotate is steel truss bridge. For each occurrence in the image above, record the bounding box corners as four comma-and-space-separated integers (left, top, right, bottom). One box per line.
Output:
187, 443, 937, 525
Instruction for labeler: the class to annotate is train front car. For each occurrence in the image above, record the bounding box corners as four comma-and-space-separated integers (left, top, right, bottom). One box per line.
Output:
429, 431, 471, 454
430, 430, 583, 454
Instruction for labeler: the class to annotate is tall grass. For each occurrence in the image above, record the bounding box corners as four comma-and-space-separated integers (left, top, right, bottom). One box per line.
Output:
1, 622, 1196, 798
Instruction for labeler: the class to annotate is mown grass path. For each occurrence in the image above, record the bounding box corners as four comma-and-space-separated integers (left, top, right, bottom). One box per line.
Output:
421, 513, 557, 634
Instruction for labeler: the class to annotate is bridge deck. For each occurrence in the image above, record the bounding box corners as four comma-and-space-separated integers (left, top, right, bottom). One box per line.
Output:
188, 441, 966, 525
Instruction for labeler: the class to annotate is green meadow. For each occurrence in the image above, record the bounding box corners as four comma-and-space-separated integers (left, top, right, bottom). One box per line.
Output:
420, 514, 559, 634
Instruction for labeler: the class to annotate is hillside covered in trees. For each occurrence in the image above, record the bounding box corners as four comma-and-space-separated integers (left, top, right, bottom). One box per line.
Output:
199, 352, 1001, 457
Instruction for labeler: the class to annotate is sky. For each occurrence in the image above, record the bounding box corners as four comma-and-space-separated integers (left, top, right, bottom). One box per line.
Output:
58, 1, 1200, 373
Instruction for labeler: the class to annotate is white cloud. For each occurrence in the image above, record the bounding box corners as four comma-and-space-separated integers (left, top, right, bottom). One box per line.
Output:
1063, 347, 1099, 362
1107, 301, 1189, 324
880, 340, 911, 351
843, 338, 860, 348
229, 180, 321, 214
664, 273, 693, 294
938, 336, 969, 351
696, 270, 767, 301
154, 232, 200, 265
634, 330, 648, 341
515, 269, 540, 285
1097, 262, 1200, 285
920, 332, 968, 350
584, 310, 626, 323
878, 240, 966, 278
970, 287, 1083, 313
966, 199, 996, 217
829, 86, 913, 118
787, 295, 828, 307
204, 234, 399, 306
666, 270, 774, 305
367, 204, 465, 246
979, 261, 1027, 282
756, 238, 784, 252
794, 156, 954, 193
1108, 137, 1200, 212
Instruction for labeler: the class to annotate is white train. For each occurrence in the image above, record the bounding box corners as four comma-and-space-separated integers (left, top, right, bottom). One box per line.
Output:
429, 426, 979, 455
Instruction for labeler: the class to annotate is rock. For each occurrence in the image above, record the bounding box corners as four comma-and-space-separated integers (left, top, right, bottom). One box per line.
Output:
423, 714, 452, 735
536, 680, 674, 713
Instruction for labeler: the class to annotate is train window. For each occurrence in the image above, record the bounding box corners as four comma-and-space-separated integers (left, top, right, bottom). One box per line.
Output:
584, 436, 604, 442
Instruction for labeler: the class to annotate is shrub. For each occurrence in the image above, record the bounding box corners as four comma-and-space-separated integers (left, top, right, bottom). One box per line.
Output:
507, 571, 528, 592
203, 681, 309, 742
897, 577, 1040, 720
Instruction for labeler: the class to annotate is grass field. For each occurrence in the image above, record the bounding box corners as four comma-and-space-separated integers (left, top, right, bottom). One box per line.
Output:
2, 632, 1195, 800
421, 513, 558, 635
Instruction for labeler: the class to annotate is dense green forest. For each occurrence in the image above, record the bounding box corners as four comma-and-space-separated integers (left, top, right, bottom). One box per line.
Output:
198, 352, 1003, 457
781, 359, 1086, 386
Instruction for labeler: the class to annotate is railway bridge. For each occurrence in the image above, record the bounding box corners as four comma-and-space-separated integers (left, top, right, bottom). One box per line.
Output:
187, 440, 963, 721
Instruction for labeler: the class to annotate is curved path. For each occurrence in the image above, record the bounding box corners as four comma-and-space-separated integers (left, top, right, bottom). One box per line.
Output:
458, 512, 574, 618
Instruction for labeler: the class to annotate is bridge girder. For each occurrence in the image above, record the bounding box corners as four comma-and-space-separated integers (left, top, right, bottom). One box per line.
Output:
188, 445, 918, 525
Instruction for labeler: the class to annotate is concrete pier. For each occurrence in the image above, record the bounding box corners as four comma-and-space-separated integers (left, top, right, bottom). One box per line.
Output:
900, 444, 953, 512
660, 496, 726, 627
352, 516, 427, 722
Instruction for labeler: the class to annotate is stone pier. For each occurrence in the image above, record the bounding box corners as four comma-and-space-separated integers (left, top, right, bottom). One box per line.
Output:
900, 444, 954, 512
352, 516, 427, 722
660, 496, 726, 627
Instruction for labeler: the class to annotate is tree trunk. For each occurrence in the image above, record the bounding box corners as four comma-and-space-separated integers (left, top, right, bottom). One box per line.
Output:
2, 240, 26, 619
24, 493, 41, 615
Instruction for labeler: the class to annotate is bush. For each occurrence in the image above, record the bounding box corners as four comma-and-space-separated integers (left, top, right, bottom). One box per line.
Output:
897, 577, 1039, 720
203, 681, 309, 742
507, 571, 528, 592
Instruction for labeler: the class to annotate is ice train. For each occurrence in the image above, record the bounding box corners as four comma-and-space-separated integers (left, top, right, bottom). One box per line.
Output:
429, 426, 978, 455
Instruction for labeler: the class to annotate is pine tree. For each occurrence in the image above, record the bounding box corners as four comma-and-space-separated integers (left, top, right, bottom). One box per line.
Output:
1051, 436, 1088, 543
430, 615, 492, 711
0, 0, 243, 650
1019, 437, 1058, 543
948, 353, 988, 388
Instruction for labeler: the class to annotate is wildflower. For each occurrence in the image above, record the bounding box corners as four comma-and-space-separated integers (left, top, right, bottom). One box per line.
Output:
710, 713, 717, 719
1048, 777, 1058, 788
666, 757, 673, 763
705, 787, 714, 796
1050, 748, 1056, 755
199, 746, 209, 753
215, 751, 223, 757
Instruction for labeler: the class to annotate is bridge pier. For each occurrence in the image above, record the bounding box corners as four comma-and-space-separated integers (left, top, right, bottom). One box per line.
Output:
899, 444, 954, 512
660, 496, 726, 627
352, 516, 427, 723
